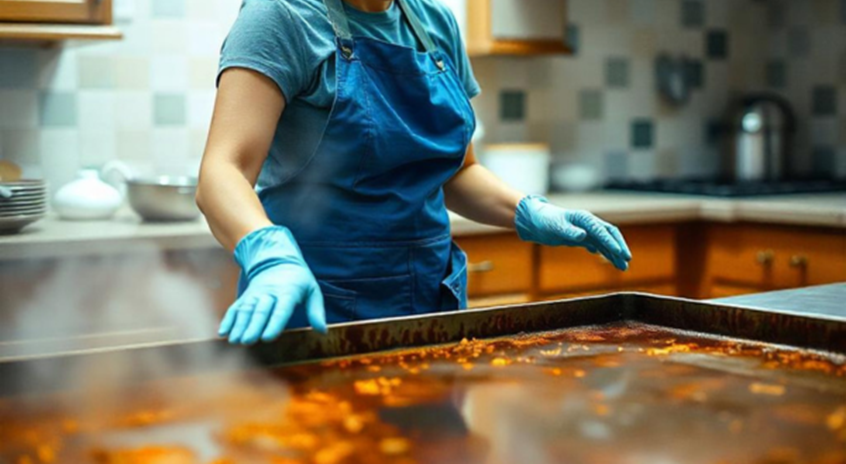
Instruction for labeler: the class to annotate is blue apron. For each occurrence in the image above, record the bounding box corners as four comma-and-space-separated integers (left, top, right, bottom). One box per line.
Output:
250, 0, 476, 327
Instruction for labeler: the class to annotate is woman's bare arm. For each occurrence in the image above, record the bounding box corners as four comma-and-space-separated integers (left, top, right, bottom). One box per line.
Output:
196, 69, 285, 252
443, 143, 524, 229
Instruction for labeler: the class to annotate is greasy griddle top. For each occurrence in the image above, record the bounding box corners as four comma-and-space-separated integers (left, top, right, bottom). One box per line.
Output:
1, 322, 845, 464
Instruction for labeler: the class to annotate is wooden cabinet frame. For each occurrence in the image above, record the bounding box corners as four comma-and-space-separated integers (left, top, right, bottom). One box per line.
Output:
465, 0, 571, 56
0, 0, 120, 42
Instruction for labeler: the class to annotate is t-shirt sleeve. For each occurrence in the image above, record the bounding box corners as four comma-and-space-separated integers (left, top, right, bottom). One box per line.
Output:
218, 0, 310, 102
444, 8, 481, 99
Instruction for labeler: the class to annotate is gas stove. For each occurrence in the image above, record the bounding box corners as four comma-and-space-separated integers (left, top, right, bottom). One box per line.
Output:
604, 178, 846, 198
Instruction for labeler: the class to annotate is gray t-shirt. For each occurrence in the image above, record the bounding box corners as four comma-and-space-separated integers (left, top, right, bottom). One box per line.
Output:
219, 0, 480, 191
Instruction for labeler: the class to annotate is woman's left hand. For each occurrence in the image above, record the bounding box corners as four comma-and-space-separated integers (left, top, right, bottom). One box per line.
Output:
515, 195, 632, 271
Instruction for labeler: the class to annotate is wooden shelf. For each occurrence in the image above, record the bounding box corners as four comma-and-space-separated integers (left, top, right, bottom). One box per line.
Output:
0, 22, 121, 42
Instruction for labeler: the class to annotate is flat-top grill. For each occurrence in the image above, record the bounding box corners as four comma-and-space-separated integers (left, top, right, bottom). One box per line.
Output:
1, 293, 845, 464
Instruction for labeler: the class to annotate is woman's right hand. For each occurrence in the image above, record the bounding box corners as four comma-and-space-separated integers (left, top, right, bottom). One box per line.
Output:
219, 226, 327, 344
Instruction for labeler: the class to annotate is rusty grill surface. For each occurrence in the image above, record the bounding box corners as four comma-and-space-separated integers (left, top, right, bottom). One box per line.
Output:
1, 294, 845, 464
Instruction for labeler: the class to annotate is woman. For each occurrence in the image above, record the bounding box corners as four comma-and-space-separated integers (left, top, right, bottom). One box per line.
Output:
197, 0, 632, 345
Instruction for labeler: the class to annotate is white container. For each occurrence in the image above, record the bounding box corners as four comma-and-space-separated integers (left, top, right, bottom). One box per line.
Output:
53, 169, 123, 220
480, 143, 550, 195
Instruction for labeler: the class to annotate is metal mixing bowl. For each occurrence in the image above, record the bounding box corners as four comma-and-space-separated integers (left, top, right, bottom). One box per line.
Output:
126, 176, 199, 222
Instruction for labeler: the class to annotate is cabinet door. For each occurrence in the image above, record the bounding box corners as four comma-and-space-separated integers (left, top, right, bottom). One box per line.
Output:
455, 233, 533, 298
464, 0, 570, 56
538, 224, 677, 294
707, 224, 846, 291
0, 0, 112, 24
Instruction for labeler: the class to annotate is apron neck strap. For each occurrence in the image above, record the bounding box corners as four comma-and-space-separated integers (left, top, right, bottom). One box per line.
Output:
323, 0, 439, 56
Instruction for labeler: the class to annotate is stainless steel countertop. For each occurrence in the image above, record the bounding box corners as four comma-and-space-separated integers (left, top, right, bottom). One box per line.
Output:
711, 283, 846, 319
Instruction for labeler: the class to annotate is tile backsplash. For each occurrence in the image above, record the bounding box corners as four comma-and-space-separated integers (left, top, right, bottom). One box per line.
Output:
473, 0, 846, 182
0, 0, 239, 190
1, 0, 845, 192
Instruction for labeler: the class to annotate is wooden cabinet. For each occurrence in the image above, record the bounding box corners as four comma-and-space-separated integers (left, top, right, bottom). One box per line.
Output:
455, 233, 533, 300
538, 224, 677, 296
0, 0, 111, 24
0, 0, 120, 42
703, 224, 846, 297
446, 0, 571, 57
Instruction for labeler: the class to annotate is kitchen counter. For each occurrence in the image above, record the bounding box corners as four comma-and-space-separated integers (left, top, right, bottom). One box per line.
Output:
711, 283, 846, 319
1, 191, 845, 260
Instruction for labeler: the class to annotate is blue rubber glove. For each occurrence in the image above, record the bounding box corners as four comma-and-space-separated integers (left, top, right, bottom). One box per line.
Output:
515, 195, 633, 271
219, 226, 327, 345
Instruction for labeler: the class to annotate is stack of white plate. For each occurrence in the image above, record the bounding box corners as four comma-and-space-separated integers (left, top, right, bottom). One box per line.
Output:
0, 180, 48, 234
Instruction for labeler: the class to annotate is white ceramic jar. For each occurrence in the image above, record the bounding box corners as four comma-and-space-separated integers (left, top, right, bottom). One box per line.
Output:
53, 169, 123, 220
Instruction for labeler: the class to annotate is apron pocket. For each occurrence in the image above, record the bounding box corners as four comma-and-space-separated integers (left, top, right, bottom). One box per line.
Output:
317, 280, 357, 324
440, 242, 468, 311
322, 275, 413, 322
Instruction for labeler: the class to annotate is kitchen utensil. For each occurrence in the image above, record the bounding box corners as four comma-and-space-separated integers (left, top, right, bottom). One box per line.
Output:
724, 93, 796, 182
126, 176, 199, 222
0, 179, 47, 233
655, 53, 692, 106
551, 163, 601, 192
53, 169, 123, 220
480, 143, 550, 195
0, 160, 22, 182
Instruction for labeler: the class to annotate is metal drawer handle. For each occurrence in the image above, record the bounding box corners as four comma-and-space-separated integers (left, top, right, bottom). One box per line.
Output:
789, 254, 808, 268
756, 250, 774, 266
467, 261, 494, 273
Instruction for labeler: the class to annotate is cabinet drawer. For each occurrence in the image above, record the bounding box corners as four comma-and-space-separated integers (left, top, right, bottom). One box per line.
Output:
455, 233, 533, 297
708, 224, 846, 289
539, 225, 677, 294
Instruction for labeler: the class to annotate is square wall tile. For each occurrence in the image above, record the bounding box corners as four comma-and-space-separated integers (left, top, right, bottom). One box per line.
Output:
114, 57, 150, 90
766, 61, 787, 88
152, 0, 185, 18
78, 91, 116, 131
39, 129, 80, 190
686, 60, 704, 88
79, 130, 116, 167
681, 0, 705, 28
0, 49, 37, 89
788, 27, 811, 57
78, 56, 116, 89
579, 90, 604, 120
706, 30, 729, 59
656, 149, 679, 177
117, 130, 151, 160
189, 58, 218, 89
500, 90, 526, 122
604, 150, 629, 180
812, 147, 836, 177
0, 129, 40, 166
187, 91, 215, 129
630, 0, 657, 26
150, 56, 189, 92
631, 119, 654, 149
629, 150, 657, 180
39, 92, 77, 127
115, 92, 152, 129
812, 86, 838, 116
566, 24, 580, 55
154, 94, 187, 126
605, 57, 630, 88
0, 90, 38, 129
